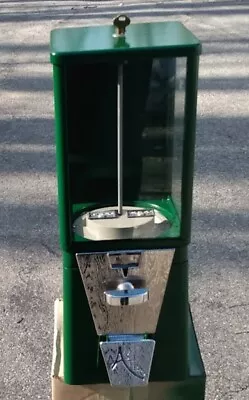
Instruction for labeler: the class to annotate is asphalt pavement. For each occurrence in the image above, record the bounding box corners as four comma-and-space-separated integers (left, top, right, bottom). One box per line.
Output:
1, 1, 249, 399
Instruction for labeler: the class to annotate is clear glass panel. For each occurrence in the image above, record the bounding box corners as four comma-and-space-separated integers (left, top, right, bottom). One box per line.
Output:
171, 57, 186, 219
68, 57, 186, 241
135, 57, 186, 239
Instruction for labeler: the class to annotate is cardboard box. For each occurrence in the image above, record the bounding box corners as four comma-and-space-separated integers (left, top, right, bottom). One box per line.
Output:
51, 299, 205, 400
52, 299, 135, 400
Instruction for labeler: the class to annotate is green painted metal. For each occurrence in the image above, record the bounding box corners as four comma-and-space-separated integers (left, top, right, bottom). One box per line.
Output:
63, 253, 107, 383
50, 18, 205, 397
150, 310, 205, 399
52, 65, 72, 252
50, 21, 201, 65
181, 56, 200, 241
150, 258, 189, 380
51, 21, 201, 252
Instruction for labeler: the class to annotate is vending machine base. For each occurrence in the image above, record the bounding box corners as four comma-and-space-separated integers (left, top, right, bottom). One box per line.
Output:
51, 299, 206, 400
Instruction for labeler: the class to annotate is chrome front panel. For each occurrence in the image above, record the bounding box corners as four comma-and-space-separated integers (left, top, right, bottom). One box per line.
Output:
100, 335, 155, 387
76, 250, 174, 335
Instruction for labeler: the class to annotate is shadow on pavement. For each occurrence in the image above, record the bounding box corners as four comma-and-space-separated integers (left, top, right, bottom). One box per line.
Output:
0, 0, 249, 23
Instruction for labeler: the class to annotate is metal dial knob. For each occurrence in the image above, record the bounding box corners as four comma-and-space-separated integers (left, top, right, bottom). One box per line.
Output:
104, 281, 149, 306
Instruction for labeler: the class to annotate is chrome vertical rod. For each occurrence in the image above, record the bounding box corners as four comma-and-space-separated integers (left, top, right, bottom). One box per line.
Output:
117, 64, 123, 215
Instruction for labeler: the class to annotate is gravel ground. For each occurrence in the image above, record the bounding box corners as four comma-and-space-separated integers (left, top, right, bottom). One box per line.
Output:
0, 1, 249, 399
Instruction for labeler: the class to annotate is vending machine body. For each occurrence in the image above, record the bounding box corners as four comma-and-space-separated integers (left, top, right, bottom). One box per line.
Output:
50, 17, 205, 399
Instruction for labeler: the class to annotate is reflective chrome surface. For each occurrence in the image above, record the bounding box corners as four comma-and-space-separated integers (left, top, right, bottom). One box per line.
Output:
108, 252, 141, 269
89, 209, 118, 220
105, 282, 149, 306
100, 335, 155, 387
127, 209, 155, 218
76, 249, 175, 335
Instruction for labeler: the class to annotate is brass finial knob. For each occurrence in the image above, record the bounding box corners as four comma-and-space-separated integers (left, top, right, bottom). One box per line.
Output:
113, 14, 130, 37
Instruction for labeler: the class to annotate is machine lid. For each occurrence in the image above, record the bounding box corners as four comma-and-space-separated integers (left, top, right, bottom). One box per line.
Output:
50, 20, 201, 64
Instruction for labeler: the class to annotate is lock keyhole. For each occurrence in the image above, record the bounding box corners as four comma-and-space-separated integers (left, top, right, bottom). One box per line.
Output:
113, 14, 131, 37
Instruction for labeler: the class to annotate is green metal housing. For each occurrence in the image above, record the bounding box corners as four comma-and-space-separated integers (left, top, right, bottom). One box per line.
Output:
51, 21, 201, 253
50, 19, 205, 397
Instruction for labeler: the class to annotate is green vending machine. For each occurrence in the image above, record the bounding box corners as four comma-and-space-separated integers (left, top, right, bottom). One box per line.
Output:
50, 15, 205, 399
